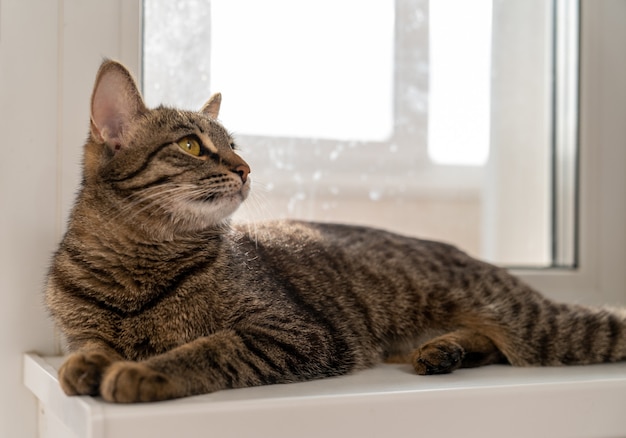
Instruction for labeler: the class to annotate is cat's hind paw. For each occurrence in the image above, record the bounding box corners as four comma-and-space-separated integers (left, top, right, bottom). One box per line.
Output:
411, 339, 465, 375
58, 351, 113, 396
100, 361, 181, 403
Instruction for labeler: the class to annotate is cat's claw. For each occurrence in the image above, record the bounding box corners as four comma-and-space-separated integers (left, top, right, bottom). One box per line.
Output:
412, 340, 465, 375
100, 361, 179, 403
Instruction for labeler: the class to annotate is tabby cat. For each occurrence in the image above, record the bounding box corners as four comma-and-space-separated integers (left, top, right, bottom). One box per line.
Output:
45, 60, 626, 403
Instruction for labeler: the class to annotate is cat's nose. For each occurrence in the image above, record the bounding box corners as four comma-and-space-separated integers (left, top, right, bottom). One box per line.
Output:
233, 164, 250, 183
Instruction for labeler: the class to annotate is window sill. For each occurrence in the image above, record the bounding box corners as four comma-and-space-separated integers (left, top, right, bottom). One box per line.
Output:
24, 353, 626, 438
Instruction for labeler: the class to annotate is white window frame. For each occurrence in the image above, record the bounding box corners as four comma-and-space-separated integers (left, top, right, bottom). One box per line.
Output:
517, 0, 626, 306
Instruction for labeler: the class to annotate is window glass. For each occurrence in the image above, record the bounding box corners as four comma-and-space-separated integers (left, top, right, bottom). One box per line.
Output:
143, 0, 578, 269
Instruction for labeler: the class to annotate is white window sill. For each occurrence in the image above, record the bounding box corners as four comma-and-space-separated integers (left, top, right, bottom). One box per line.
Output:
24, 353, 626, 438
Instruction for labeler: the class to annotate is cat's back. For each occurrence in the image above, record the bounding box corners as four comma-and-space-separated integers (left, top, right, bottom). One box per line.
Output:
231, 219, 485, 283
235, 219, 428, 253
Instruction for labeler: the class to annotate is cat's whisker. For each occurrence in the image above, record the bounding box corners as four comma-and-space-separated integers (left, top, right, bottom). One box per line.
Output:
241, 181, 281, 244
110, 185, 195, 223
240, 181, 274, 220
112, 182, 232, 223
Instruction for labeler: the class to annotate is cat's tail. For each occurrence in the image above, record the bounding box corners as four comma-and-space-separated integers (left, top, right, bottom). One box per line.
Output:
494, 295, 626, 367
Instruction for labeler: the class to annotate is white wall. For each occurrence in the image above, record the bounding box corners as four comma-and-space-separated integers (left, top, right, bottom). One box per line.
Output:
0, 1, 140, 437
1, 2, 60, 437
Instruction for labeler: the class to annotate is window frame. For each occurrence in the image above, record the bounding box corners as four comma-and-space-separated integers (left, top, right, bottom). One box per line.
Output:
513, 0, 626, 306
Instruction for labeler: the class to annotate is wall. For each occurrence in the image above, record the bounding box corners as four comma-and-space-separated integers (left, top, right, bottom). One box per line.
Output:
1, 2, 60, 437
0, 1, 140, 437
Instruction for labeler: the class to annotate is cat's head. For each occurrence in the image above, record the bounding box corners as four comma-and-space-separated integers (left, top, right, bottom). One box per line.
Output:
83, 60, 250, 236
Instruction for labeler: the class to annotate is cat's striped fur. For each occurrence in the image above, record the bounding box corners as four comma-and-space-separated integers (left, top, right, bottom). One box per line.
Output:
45, 60, 626, 403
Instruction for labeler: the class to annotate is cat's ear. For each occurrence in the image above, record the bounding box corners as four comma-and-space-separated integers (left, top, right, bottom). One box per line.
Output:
90, 60, 147, 152
200, 93, 222, 119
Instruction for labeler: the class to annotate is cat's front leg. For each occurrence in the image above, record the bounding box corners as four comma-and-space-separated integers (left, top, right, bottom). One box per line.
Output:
98, 327, 339, 403
58, 342, 122, 396
98, 330, 253, 403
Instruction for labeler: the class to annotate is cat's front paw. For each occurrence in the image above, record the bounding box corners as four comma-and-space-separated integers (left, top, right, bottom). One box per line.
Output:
412, 339, 465, 375
58, 351, 113, 396
100, 361, 181, 403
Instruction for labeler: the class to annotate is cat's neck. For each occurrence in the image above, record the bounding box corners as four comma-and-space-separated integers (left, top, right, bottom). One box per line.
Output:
78, 187, 228, 245
69, 202, 227, 260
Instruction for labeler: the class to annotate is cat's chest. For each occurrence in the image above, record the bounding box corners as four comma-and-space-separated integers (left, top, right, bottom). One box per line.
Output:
118, 317, 201, 360
114, 279, 225, 360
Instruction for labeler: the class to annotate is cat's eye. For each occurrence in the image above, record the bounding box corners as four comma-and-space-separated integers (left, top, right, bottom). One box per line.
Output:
177, 136, 203, 157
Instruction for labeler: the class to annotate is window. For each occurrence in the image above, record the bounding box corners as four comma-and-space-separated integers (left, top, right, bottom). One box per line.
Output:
144, 0, 578, 269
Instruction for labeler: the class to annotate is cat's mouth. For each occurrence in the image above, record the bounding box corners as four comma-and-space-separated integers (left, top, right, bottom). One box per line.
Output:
184, 185, 249, 229
200, 194, 218, 203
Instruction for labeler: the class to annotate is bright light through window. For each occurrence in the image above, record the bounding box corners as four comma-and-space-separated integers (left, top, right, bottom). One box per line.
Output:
144, 0, 493, 163
210, 0, 394, 142
427, 0, 492, 166
144, 0, 569, 267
